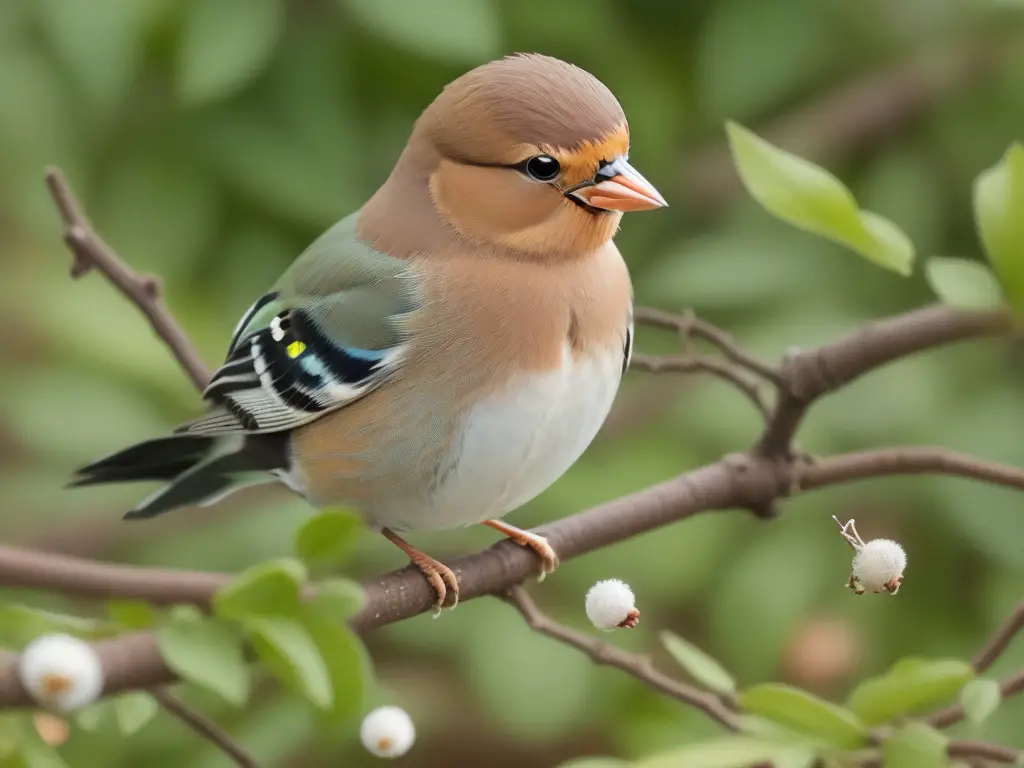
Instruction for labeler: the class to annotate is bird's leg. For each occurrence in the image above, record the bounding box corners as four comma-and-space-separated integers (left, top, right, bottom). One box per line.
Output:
483, 520, 559, 581
381, 528, 459, 616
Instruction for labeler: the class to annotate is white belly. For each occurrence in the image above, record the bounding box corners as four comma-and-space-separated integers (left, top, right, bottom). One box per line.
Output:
371, 343, 623, 531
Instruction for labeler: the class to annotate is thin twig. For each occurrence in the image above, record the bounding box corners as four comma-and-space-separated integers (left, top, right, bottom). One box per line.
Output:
634, 307, 783, 386
973, 600, 1024, 674
503, 586, 742, 732
928, 670, 1024, 729
44, 167, 211, 390
151, 689, 261, 768
947, 739, 1021, 764
630, 353, 770, 418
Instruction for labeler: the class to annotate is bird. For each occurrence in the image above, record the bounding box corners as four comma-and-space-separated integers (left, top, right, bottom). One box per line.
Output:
69, 53, 667, 613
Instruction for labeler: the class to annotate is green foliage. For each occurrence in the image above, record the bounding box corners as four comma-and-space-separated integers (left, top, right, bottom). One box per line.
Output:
960, 678, 1002, 724
633, 736, 815, 768
659, 630, 736, 696
156, 613, 251, 706
846, 658, 974, 725
113, 692, 159, 736
176, 0, 284, 106
213, 558, 307, 620
246, 616, 332, 709
0, 605, 117, 648
105, 601, 157, 630
974, 143, 1024, 312
881, 723, 948, 768
293, 509, 362, 571
725, 121, 915, 275
925, 256, 1005, 310
307, 578, 366, 620
342, 0, 501, 63
737, 684, 868, 749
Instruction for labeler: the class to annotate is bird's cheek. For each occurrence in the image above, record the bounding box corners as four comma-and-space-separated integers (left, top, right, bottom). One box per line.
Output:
430, 160, 560, 237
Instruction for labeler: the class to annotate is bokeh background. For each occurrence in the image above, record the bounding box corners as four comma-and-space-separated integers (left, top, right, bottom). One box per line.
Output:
2, 0, 1024, 765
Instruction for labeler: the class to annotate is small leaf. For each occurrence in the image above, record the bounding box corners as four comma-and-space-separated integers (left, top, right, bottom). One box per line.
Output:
847, 657, 974, 725
308, 579, 365, 620
634, 735, 815, 768
246, 617, 332, 709
882, 723, 948, 768
113, 692, 158, 735
19, 737, 69, 768
925, 257, 1005, 310
726, 121, 914, 275
301, 610, 371, 720
960, 678, 1001, 724
659, 630, 737, 695
213, 558, 306, 620
294, 510, 362, 570
739, 683, 869, 749
343, 0, 500, 63
106, 601, 157, 629
73, 702, 112, 733
974, 143, 1024, 310
0, 605, 116, 648
177, 0, 284, 105
156, 615, 250, 706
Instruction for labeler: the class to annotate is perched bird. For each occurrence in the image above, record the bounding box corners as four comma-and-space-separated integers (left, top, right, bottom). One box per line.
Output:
70, 53, 667, 611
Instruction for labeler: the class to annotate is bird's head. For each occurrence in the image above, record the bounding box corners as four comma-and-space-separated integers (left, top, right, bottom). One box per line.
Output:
401, 54, 667, 259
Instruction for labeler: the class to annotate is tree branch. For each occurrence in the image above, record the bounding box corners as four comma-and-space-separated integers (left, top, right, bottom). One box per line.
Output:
44, 167, 211, 391
503, 586, 742, 731
151, 688, 261, 768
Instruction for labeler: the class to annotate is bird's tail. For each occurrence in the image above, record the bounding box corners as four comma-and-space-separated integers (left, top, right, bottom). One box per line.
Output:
69, 433, 289, 520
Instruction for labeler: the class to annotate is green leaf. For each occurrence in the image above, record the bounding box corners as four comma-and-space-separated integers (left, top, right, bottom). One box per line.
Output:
974, 143, 1024, 310
0, 605, 116, 648
294, 510, 362, 570
73, 701, 112, 733
106, 601, 157, 630
246, 617, 332, 709
634, 736, 815, 768
213, 558, 306, 620
113, 692, 158, 735
925, 257, 1005, 310
960, 678, 1001, 724
177, 0, 284, 105
738, 683, 868, 749
343, 0, 500, 63
156, 615, 250, 706
882, 723, 948, 768
308, 579, 365, 620
659, 630, 737, 695
19, 736, 69, 768
847, 657, 974, 725
0, 714, 22, 757
301, 610, 370, 720
725, 121, 914, 275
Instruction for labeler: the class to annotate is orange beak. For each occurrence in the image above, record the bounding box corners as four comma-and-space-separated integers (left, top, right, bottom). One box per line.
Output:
565, 156, 667, 212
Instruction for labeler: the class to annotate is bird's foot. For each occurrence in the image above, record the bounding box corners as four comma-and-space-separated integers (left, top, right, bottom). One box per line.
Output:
483, 519, 559, 581
381, 528, 459, 616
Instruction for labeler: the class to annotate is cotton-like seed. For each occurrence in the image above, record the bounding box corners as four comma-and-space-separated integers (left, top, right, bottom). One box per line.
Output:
18, 634, 104, 712
361, 706, 416, 759
585, 579, 640, 630
852, 539, 907, 594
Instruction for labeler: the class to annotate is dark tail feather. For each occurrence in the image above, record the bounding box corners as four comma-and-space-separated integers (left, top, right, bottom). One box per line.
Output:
69, 435, 214, 487
69, 433, 289, 519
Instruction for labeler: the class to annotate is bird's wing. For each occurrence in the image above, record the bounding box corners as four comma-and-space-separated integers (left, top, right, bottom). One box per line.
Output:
177, 213, 421, 436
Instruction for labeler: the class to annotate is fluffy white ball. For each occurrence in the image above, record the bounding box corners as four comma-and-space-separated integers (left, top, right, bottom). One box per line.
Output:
361, 706, 416, 759
585, 579, 638, 630
18, 634, 104, 712
852, 539, 907, 593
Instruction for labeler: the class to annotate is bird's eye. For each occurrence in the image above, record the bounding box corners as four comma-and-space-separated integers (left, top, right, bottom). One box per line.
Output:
524, 155, 560, 182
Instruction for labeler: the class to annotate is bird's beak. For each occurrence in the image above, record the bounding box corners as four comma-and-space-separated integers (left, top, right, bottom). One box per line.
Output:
565, 156, 668, 212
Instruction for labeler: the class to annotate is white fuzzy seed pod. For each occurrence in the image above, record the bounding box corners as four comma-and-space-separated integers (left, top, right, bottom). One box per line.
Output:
18, 634, 104, 712
852, 539, 907, 594
585, 579, 640, 630
360, 706, 416, 759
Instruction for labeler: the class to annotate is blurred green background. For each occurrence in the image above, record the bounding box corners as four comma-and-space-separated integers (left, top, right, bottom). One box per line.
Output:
2, 0, 1024, 765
